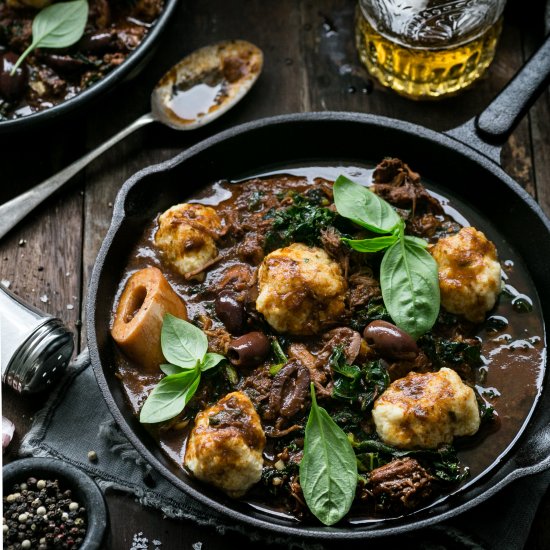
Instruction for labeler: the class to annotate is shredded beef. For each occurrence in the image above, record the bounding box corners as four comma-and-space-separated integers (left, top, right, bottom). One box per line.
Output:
237, 232, 265, 265
387, 350, 432, 381
318, 327, 362, 365
348, 272, 381, 309
240, 365, 273, 407
372, 158, 443, 215
288, 343, 332, 398
368, 457, 434, 513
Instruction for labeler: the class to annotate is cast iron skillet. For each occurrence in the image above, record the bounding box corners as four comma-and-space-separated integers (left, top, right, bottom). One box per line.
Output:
0, 0, 179, 135
88, 35, 550, 540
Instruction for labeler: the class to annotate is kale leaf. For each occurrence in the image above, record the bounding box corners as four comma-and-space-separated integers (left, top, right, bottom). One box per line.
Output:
420, 334, 482, 369
349, 435, 469, 482
264, 193, 336, 251
329, 347, 390, 411
350, 296, 392, 331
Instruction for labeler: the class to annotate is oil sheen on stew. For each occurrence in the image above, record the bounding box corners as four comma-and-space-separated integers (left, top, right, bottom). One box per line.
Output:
110, 159, 545, 523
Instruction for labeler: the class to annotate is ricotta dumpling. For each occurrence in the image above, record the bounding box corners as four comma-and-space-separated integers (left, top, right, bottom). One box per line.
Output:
429, 226, 502, 323
155, 203, 222, 280
256, 243, 347, 335
184, 391, 265, 498
372, 368, 480, 449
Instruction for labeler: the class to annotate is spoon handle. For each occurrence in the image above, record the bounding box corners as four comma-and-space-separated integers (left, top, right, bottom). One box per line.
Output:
0, 112, 155, 241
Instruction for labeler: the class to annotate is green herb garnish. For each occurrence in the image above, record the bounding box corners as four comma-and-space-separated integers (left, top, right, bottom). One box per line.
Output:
264, 195, 336, 251
299, 384, 358, 526
334, 175, 440, 339
139, 314, 225, 424
349, 436, 469, 482
10, 0, 89, 76
329, 347, 390, 411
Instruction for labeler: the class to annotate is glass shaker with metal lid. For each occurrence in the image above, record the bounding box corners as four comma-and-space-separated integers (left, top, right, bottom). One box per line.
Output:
0, 284, 74, 393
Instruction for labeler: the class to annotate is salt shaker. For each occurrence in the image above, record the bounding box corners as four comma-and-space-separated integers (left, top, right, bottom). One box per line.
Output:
0, 284, 74, 393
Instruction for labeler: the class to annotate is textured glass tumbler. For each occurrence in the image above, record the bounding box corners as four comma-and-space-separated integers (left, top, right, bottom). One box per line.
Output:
356, 0, 507, 99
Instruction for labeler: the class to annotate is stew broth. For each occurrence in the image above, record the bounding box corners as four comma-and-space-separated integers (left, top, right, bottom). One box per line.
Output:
111, 164, 545, 521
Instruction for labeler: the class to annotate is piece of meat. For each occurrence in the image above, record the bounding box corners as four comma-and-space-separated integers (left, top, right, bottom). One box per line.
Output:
318, 327, 362, 365
31, 67, 67, 98
115, 26, 148, 52
237, 232, 265, 265
88, 0, 111, 29
348, 272, 381, 309
372, 158, 443, 215
240, 365, 273, 408
288, 343, 332, 397
133, 0, 164, 22
3, 16, 33, 52
386, 350, 432, 381
368, 457, 434, 513
407, 213, 441, 240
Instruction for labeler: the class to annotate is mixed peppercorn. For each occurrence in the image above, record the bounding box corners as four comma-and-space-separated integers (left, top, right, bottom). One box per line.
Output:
3, 477, 87, 549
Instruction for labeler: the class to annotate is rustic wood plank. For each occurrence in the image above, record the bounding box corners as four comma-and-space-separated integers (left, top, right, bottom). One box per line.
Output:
0, 118, 86, 453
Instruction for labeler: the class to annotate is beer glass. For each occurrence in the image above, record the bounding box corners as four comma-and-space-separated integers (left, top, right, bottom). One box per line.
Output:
356, 0, 508, 99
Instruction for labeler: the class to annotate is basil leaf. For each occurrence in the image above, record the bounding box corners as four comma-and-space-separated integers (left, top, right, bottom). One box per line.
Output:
160, 363, 186, 376
342, 234, 398, 253
300, 384, 357, 526
404, 235, 429, 248
380, 238, 440, 339
201, 352, 225, 372
161, 314, 208, 368
139, 367, 200, 424
11, 0, 88, 75
333, 175, 401, 234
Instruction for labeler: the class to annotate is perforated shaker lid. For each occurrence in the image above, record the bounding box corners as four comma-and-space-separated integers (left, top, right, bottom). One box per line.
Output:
4, 318, 74, 393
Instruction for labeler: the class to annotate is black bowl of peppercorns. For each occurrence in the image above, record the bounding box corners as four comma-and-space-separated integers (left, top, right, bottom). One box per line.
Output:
3, 458, 107, 549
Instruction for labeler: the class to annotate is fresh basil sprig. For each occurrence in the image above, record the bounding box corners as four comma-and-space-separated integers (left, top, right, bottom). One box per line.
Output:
341, 234, 399, 253
333, 176, 440, 339
333, 175, 401, 234
139, 314, 225, 424
10, 0, 89, 76
381, 232, 440, 339
299, 384, 358, 526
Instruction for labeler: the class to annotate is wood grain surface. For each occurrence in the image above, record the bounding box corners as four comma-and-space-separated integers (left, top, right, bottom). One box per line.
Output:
2, 0, 549, 548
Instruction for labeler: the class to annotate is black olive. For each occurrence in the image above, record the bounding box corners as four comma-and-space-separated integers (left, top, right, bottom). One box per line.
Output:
215, 290, 245, 334
78, 32, 115, 54
0, 52, 29, 102
269, 361, 310, 419
363, 320, 419, 360
39, 53, 86, 74
227, 331, 270, 367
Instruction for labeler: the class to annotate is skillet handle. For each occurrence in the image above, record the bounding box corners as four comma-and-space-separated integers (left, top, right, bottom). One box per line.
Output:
445, 33, 550, 164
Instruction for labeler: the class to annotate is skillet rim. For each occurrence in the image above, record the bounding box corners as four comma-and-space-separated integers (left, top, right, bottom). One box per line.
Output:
87, 111, 550, 540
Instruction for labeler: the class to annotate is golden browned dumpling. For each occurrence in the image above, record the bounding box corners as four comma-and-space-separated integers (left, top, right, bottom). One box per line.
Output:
255, 243, 347, 336
372, 368, 480, 449
184, 391, 265, 497
154, 203, 222, 280
429, 227, 502, 323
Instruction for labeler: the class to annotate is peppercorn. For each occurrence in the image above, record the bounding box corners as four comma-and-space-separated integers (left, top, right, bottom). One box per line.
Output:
3, 476, 87, 549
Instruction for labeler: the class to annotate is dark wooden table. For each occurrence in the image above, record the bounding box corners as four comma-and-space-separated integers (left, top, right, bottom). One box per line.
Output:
2, 0, 550, 548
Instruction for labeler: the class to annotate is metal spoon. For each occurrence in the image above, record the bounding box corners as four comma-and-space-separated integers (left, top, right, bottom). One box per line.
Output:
0, 40, 263, 240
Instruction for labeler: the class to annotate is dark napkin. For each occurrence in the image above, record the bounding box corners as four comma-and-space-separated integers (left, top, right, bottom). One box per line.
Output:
19, 351, 550, 550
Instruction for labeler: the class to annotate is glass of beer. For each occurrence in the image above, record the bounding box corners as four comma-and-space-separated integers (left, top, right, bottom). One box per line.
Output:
356, 0, 507, 99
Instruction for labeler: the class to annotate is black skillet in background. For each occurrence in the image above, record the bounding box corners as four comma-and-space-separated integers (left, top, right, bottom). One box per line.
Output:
87, 34, 550, 541
0, 0, 179, 134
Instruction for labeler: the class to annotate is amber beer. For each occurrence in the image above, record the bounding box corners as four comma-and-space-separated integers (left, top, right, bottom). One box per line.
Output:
356, 0, 507, 99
